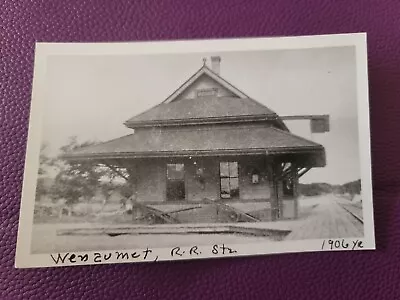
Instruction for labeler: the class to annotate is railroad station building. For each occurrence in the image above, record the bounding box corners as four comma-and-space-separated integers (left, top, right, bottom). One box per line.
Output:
64, 57, 326, 222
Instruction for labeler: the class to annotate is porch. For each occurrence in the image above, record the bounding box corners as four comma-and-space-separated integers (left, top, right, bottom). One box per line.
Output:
89, 151, 323, 224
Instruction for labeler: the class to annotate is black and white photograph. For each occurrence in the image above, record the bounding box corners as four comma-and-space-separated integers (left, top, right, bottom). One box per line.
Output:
16, 34, 375, 268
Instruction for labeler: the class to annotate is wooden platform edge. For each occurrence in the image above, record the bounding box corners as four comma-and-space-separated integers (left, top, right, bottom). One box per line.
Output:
56, 224, 291, 238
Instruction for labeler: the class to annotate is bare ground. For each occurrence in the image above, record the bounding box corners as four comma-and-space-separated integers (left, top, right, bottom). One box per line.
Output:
30, 194, 363, 254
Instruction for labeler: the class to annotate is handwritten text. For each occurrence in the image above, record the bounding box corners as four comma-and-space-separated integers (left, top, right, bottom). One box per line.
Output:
49, 244, 238, 266
321, 239, 363, 251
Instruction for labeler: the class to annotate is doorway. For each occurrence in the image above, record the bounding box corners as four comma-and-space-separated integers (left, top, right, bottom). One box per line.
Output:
166, 163, 185, 201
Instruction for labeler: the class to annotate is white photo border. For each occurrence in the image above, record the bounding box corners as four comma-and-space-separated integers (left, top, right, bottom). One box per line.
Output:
15, 33, 375, 268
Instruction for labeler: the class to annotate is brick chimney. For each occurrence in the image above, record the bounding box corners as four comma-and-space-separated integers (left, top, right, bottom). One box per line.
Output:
211, 56, 221, 75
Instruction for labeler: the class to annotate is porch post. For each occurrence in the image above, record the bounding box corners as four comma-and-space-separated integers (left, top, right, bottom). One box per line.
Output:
125, 162, 141, 221
268, 157, 280, 221
292, 163, 299, 219
125, 163, 138, 199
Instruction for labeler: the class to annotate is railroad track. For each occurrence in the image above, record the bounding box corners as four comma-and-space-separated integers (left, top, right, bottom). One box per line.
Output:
338, 202, 363, 224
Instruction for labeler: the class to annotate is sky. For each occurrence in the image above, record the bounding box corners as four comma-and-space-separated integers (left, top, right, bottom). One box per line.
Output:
42, 46, 360, 185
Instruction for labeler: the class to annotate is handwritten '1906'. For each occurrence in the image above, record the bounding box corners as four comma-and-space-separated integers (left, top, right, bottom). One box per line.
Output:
321, 239, 363, 250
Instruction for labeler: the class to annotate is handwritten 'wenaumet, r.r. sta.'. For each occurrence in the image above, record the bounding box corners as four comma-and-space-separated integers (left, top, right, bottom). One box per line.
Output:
50, 244, 238, 266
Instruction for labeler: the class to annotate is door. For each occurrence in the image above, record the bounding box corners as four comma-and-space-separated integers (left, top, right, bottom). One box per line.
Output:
219, 162, 239, 199
166, 163, 185, 201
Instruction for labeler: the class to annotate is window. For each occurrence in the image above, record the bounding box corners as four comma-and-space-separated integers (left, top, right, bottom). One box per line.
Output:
252, 174, 259, 184
250, 168, 260, 184
167, 163, 184, 180
220, 162, 239, 199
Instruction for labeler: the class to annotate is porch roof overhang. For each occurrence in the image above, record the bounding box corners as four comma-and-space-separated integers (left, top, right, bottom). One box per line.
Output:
62, 126, 326, 167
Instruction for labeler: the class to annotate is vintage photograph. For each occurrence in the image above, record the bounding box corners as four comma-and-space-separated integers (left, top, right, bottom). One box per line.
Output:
16, 34, 375, 268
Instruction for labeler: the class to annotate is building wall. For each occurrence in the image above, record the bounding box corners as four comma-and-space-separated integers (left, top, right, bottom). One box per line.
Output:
134, 156, 272, 203
135, 159, 166, 202
132, 156, 298, 222
238, 157, 271, 200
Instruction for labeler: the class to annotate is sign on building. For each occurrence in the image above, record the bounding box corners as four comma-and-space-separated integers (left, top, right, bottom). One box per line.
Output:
310, 115, 330, 133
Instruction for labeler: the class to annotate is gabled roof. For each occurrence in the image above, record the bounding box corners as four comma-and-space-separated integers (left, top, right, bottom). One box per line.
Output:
124, 65, 285, 129
64, 60, 325, 164
162, 65, 249, 103
63, 125, 325, 165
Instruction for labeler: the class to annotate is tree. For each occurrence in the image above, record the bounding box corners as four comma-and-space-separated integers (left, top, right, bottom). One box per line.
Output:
342, 179, 361, 195
35, 143, 52, 202
49, 136, 130, 214
38, 144, 52, 175
49, 137, 107, 209
99, 180, 118, 210
35, 178, 48, 202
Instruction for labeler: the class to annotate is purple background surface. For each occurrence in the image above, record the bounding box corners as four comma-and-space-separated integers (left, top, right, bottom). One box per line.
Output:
1, 1, 400, 299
